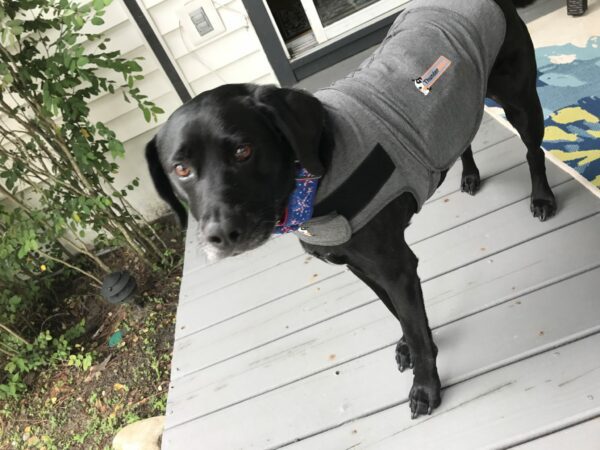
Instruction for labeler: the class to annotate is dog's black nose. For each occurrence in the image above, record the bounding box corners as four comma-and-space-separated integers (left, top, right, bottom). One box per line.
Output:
205, 222, 242, 248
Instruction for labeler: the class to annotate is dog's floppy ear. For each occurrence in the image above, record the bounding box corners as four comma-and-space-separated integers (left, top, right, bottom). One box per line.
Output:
253, 85, 325, 176
145, 136, 188, 228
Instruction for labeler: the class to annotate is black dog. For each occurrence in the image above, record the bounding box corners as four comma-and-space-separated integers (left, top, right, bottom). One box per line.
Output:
145, 0, 556, 418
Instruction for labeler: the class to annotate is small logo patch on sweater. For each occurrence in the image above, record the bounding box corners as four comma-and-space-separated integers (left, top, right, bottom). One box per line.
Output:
413, 56, 452, 96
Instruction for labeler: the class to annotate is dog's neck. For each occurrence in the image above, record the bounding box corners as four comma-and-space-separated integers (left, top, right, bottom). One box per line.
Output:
273, 109, 335, 235
317, 107, 336, 175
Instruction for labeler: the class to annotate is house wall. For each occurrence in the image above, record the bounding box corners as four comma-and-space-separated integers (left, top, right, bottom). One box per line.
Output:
89, 0, 278, 221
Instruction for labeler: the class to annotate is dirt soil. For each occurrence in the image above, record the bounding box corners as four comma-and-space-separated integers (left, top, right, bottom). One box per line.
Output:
0, 218, 186, 450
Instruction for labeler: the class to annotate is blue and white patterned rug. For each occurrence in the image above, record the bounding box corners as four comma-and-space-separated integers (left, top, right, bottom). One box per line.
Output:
485, 7, 600, 194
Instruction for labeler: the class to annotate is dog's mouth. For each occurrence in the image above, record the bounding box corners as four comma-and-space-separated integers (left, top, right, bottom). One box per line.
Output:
198, 217, 276, 261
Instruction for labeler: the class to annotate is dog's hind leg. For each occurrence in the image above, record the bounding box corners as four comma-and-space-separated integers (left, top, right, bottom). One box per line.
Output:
508, 97, 556, 220
460, 145, 481, 195
487, 21, 557, 220
492, 87, 556, 220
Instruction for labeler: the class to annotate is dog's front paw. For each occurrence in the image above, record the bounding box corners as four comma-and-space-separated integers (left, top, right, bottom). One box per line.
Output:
395, 337, 413, 372
530, 197, 557, 221
409, 376, 441, 419
461, 171, 481, 195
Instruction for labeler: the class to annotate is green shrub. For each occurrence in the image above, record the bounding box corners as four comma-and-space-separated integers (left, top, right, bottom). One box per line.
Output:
0, 0, 172, 398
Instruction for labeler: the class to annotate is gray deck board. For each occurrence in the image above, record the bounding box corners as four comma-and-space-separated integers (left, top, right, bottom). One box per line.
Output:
165, 269, 600, 449
511, 417, 600, 449
163, 114, 600, 449
283, 332, 600, 450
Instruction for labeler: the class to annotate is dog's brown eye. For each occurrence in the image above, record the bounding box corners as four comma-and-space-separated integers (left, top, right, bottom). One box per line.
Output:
234, 144, 252, 162
174, 163, 191, 178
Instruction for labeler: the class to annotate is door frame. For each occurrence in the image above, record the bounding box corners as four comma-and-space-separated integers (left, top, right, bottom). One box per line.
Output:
242, 0, 405, 86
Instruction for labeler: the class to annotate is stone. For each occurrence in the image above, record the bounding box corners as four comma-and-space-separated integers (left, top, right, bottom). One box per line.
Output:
112, 416, 165, 450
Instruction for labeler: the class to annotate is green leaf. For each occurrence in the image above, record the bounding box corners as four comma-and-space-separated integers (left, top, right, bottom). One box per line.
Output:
108, 140, 125, 158
77, 56, 89, 67
15, 358, 27, 372
142, 108, 151, 122
93, 0, 104, 11
64, 33, 77, 45
5, 362, 16, 374
17, 246, 27, 259
91, 16, 104, 26
2, 72, 13, 84
9, 295, 21, 308
74, 14, 84, 29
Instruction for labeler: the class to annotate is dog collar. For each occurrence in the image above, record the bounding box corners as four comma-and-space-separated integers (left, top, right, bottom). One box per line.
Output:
273, 166, 320, 235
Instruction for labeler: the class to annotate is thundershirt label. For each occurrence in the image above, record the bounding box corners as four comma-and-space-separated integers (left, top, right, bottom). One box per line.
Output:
413, 56, 452, 96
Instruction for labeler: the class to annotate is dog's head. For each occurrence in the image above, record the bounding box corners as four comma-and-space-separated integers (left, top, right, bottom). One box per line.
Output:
145, 83, 326, 260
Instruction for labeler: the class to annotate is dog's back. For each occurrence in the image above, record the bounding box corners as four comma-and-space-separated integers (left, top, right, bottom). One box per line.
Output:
315, 0, 506, 173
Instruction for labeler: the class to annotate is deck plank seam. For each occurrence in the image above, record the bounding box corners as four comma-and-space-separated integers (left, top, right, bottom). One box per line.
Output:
504, 414, 600, 449
472, 133, 517, 154
419, 208, 599, 284
180, 253, 309, 305
175, 270, 347, 341
172, 298, 378, 376
182, 235, 286, 276
426, 260, 600, 331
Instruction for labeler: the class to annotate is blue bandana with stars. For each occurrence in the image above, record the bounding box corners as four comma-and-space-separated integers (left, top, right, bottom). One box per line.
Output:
273, 166, 320, 234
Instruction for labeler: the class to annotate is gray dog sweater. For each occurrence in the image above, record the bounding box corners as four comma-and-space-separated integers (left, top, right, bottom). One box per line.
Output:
296, 0, 506, 246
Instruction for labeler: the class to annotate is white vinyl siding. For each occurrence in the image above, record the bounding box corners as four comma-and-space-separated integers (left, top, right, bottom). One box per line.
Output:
144, 0, 276, 95
84, 0, 277, 220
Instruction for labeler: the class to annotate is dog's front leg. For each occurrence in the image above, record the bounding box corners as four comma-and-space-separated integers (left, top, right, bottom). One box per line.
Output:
379, 246, 440, 418
305, 195, 441, 418
393, 261, 441, 418
346, 240, 441, 419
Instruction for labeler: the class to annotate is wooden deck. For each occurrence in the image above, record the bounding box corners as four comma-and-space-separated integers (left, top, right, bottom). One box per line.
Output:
162, 114, 600, 449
